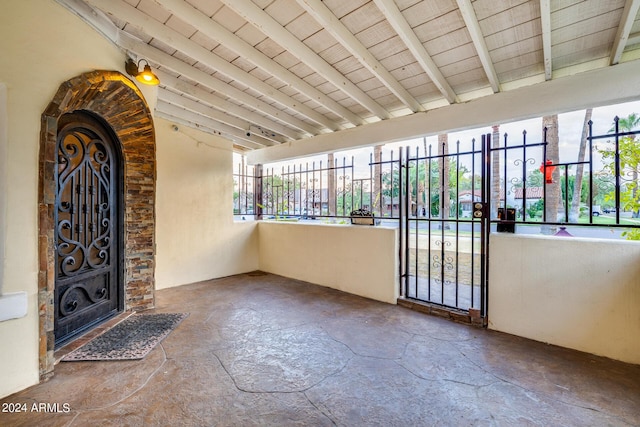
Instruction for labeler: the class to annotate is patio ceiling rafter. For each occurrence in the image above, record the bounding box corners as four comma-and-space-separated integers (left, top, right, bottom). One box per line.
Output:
373, 0, 458, 104
156, 100, 266, 150
156, 70, 301, 141
85, 0, 332, 133
219, 0, 391, 120
159, 88, 281, 146
118, 33, 319, 136
153, 110, 247, 152
153, 0, 362, 128
456, 0, 500, 93
297, 0, 424, 113
610, 0, 640, 65
540, 0, 552, 80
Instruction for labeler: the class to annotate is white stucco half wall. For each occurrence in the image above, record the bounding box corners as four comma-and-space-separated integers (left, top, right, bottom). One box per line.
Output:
258, 222, 398, 304
488, 233, 640, 365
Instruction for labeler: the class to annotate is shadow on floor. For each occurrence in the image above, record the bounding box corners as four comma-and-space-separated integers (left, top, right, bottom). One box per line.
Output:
2, 272, 639, 426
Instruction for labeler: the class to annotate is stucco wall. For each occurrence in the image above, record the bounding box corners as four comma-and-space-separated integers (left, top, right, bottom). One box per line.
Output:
155, 119, 258, 289
258, 222, 398, 304
0, 0, 127, 399
488, 233, 640, 365
0, 1, 257, 399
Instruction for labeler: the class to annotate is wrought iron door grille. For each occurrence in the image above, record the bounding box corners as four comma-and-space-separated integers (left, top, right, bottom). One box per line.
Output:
54, 113, 120, 346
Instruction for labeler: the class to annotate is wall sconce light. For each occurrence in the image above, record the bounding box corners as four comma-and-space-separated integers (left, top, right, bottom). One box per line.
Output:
125, 58, 160, 86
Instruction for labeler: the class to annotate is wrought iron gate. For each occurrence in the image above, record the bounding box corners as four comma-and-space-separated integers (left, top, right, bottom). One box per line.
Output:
400, 135, 490, 317
54, 112, 121, 347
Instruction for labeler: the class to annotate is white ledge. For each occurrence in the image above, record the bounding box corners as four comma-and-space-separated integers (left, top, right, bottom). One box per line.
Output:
0, 292, 28, 322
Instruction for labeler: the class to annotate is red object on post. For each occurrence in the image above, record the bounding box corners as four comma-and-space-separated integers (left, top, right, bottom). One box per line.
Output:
539, 160, 555, 183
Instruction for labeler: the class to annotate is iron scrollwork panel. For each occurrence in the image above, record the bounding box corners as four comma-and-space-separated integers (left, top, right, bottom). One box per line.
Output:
59, 274, 111, 316
57, 129, 112, 279
55, 118, 118, 342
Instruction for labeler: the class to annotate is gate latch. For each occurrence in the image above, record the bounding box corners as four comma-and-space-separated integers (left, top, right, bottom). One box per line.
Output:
472, 202, 485, 218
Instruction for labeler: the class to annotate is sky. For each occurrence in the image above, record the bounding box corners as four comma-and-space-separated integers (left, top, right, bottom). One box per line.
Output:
236, 99, 640, 181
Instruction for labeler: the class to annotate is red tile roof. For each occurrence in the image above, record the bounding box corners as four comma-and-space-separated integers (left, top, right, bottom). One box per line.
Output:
513, 187, 544, 199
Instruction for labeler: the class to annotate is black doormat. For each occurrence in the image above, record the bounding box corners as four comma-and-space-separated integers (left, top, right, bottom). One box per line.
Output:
62, 313, 189, 362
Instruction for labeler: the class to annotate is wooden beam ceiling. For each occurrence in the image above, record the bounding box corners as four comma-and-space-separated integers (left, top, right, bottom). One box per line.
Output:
373, 0, 458, 104
218, 0, 391, 120
55, 0, 640, 157
118, 32, 319, 135
154, 0, 363, 128
298, 0, 424, 112
86, 0, 332, 133
155, 70, 302, 141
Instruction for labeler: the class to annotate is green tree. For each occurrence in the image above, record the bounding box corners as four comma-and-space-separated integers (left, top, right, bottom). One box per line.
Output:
336, 180, 371, 216
603, 113, 640, 219
381, 167, 401, 198
262, 173, 304, 215
598, 113, 640, 239
381, 156, 475, 217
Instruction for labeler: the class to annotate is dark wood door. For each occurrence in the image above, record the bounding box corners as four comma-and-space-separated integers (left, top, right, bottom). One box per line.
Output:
54, 112, 121, 347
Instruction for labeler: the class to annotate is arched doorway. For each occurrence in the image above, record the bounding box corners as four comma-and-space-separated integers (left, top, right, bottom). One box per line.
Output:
38, 71, 156, 379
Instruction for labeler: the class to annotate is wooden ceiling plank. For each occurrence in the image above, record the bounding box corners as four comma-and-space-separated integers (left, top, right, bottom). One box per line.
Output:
610, 0, 640, 64
477, 1, 539, 37
490, 36, 541, 64
552, 1, 625, 28
629, 31, 640, 45
119, 32, 318, 136
298, 0, 424, 112
374, 0, 458, 104
456, 0, 500, 92
86, 0, 331, 133
155, 0, 362, 126
284, 12, 323, 41
472, 0, 531, 21
554, 28, 617, 59
431, 42, 478, 69
484, 19, 540, 51
219, 0, 391, 120
553, 10, 625, 45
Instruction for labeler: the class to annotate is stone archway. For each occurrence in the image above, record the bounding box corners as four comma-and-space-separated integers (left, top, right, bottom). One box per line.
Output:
38, 70, 156, 379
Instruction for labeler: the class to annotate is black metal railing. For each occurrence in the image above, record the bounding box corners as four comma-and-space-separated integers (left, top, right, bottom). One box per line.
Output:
234, 150, 403, 221
234, 116, 640, 238
233, 162, 257, 217
490, 117, 640, 236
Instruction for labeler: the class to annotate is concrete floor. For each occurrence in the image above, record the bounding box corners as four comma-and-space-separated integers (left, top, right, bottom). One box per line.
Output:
2, 272, 639, 426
